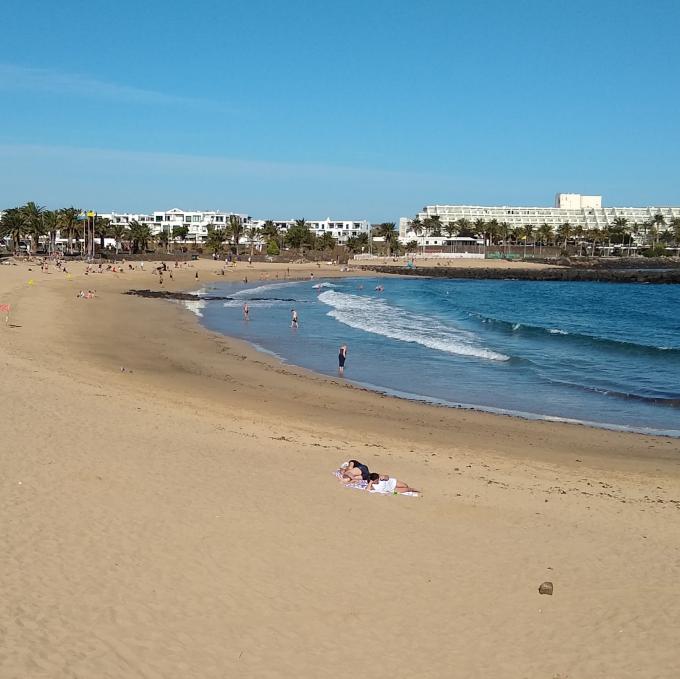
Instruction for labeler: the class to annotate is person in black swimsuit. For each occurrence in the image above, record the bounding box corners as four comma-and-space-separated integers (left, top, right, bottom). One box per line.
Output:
340, 459, 370, 483
338, 344, 347, 376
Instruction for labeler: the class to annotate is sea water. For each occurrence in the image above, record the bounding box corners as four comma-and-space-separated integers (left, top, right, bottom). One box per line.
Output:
192, 277, 680, 436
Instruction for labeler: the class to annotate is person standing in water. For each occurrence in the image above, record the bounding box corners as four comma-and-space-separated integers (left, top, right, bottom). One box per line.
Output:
291, 309, 299, 329
338, 344, 347, 376
243, 303, 250, 321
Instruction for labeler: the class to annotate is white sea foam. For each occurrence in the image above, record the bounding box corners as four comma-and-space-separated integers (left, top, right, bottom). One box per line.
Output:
183, 298, 207, 317
222, 300, 287, 308
549, 328, 568, 335
318, 290, 509, 362
231, 281, 297, 298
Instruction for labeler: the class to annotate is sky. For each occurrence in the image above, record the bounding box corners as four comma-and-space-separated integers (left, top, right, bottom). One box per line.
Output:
1, 0, 679, 222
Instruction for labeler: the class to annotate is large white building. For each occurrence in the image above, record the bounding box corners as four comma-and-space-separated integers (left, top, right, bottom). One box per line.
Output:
261, 219, 370, 245
101, 209, 371, 246
399, 194, 680, 243
102, 209, 252, 243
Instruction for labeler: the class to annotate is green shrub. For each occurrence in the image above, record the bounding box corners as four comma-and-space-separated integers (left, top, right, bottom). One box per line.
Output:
642, 245, 668, 258
266, 240, 280, 256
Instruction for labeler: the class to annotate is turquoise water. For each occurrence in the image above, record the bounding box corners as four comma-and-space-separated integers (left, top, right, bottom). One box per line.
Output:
191, 277, 680, 436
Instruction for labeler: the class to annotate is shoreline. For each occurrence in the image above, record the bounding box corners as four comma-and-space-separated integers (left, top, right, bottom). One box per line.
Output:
168, 275, 680, 441
3, 257, 680, 678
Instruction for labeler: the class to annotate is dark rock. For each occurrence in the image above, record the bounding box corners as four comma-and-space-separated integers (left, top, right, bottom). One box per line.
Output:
539, 581, 554, 595
355, 265, 680, 284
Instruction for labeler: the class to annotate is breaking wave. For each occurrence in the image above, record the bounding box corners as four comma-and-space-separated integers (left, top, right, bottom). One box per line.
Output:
470, 312, 680, 353
318, 290, 509, 361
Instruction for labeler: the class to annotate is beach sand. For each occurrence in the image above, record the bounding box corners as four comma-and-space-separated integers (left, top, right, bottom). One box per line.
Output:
1, 256, 679, 678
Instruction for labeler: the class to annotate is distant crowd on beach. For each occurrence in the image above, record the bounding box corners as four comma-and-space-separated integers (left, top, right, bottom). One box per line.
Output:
17, 253, 368, 381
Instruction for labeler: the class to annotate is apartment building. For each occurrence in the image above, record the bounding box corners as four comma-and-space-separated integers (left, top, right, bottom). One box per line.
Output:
399, 194, 680, 243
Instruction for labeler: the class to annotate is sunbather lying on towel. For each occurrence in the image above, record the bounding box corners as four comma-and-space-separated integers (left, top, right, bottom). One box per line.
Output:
367, 473, 419, 495
339, 459, 371, 483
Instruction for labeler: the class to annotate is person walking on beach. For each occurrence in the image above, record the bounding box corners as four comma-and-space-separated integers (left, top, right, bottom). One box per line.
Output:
243, 303, 250, 321
291, 308, 299, 329
338, 344, 347, 376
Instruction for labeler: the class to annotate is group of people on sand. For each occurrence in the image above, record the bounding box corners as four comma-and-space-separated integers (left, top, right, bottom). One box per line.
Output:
338, 459, 419, 495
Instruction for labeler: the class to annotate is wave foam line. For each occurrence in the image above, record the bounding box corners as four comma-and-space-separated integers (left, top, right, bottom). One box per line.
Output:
470, 312, 680, 353
318, 290, 509, 362
231, 281, 299, 298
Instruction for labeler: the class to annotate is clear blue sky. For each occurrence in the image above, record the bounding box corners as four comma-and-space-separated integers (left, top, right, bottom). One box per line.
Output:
1, 0, 679, 221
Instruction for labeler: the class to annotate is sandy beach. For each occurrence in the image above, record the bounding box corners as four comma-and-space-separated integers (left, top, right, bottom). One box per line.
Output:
2, 256, 679, 679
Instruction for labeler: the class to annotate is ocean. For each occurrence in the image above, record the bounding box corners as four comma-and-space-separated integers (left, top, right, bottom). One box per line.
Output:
189, 276, 680, 437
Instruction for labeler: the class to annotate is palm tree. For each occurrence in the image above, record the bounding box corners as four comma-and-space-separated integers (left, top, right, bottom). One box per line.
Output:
109, 223, 129, 254
472, 218, 486, 244
443, 221, 458, 252
498, 221, 510, 254
652, 213, 666, 245
557, 221, 573, 250
94, 216, 111, 251
317, 231, 336, 252
58, 207, 81, 254
523, 224, 534, 256
455, 218, 472, 237
228, 215, 244, 255
260, 220, 282, 252
43, 210, 60, 254
128, 220, 153, 254
172, 224, 189, 243
157, 229, 170, 252
627, 222, 641, 256
487, 218, 500, 247
286, 219, 313, 253
375, 222, 398, 255
427, 215, 442, 237
205, 224, 226, 253
537, 223, 553, 255
670, 217, 680, 256
514, 225, 528, 257
586, 228, 599, 256
646, 220, 658, 247
0, 207, 28, 252
409, 216, 423, 236
21, 201, 46, 253
245, 226, 261, 256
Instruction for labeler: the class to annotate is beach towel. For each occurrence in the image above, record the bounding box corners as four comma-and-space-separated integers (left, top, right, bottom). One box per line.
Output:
333, 470, 419, 496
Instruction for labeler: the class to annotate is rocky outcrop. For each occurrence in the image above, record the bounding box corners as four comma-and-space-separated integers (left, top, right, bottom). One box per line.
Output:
355, 266, 680, 284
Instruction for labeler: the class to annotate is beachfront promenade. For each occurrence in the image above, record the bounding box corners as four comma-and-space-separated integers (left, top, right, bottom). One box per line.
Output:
1, 256, 679, 678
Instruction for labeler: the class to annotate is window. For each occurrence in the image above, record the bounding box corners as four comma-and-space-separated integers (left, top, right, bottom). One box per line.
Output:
155, 216, 163, 222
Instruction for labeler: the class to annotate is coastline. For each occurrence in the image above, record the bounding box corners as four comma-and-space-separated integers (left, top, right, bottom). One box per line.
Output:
161, 274, 680, 440
2, 257, 680, 678
356, 263, 680, 283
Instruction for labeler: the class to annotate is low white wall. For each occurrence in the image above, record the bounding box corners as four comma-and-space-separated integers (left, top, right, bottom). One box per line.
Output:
351, 253, 485, 261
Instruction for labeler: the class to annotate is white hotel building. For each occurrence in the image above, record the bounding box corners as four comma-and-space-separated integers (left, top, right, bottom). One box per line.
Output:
399, 193, 680, 244
101, 209, 370, 246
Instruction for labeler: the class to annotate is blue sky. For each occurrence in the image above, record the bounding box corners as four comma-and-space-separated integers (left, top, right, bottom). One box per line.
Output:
1, 0, 679, 221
